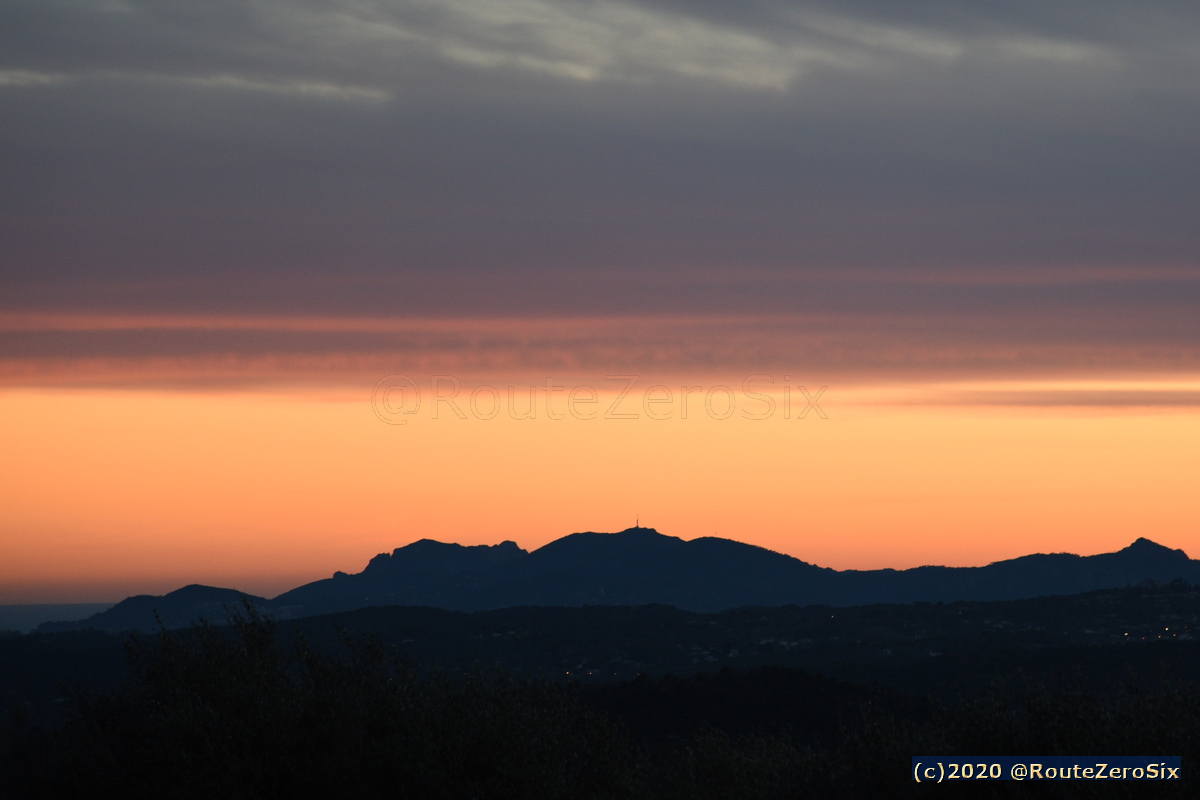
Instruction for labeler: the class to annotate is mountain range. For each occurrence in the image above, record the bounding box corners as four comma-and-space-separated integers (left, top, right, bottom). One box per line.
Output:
37, 527, 1199, 633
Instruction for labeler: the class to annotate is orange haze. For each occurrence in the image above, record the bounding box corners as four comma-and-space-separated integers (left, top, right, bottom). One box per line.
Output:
2, 380, 1198, 602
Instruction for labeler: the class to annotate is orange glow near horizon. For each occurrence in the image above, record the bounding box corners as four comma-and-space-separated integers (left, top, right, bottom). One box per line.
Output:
3, 381, 1199, 603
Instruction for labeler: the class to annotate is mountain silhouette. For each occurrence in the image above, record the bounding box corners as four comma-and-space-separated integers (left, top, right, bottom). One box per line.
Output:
473, 528, 836, 610
38, 529, 1200, 632
37, 585, 267, 633
272, 540, 525, 615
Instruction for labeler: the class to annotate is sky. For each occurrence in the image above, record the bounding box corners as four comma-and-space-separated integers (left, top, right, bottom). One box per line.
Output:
2, 0, 1199, 602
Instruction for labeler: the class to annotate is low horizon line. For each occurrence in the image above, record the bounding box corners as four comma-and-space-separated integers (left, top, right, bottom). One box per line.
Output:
10, 528, 1187, 607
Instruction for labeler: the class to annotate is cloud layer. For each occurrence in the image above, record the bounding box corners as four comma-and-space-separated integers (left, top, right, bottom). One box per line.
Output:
2, 1, 1199, 380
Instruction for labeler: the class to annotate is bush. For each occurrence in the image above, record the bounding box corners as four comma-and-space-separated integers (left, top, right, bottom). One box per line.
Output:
2, 608, 1196, 799
4, 606, 632, 799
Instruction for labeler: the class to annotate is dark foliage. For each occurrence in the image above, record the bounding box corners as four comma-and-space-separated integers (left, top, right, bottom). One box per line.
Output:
2, 604, 1196, 799
3, 605, 631, 800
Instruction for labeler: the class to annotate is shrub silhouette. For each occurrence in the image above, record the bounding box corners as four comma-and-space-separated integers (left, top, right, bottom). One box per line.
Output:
2, 606, 1196, 799
7, 605, 631, 799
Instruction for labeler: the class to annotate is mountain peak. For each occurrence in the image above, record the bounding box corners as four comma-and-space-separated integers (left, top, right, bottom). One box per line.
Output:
391, 538, 524, 554
394, 538, 457, 553
362, 538, 528, 578
46, 526, 1200, 631
162, 584, 253, 602
616, 526, 664, 536
530, 527, 682, 560
1120, 537, 1188, 559
1128, 536, 1162, 549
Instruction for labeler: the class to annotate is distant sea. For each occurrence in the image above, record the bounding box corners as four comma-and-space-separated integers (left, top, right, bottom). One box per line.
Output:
0, 603, 115, 633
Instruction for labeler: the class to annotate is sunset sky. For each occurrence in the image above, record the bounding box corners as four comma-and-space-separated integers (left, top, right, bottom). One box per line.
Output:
2, 1, 1199, 602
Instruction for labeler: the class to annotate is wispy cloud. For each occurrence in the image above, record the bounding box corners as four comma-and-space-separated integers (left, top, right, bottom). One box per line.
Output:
954, 389, 1200, 407
0, 1, 1160, 95
0, 69, 69, 87
0, 68, 388, 102
2, 311, 1199, 390
911, 384, 1200, 409
136, 72, 390, 102
3, 0, 1200, 349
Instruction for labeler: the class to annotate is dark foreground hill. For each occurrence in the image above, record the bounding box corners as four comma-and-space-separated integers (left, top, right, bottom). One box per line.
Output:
11, 583, 1200, 705
8, 607, 1198, 800
36, 586, 268, 634
4, 587, 1199, 799
38, 527, 1200, 632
